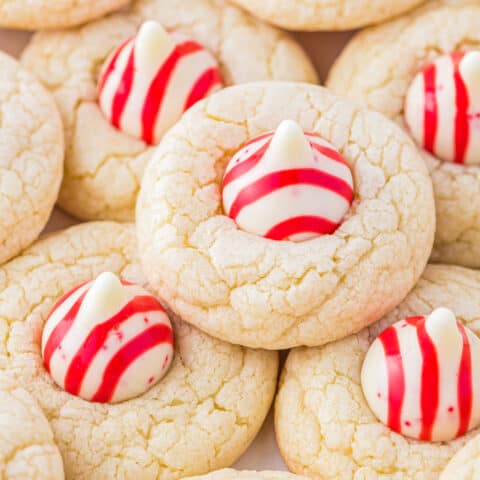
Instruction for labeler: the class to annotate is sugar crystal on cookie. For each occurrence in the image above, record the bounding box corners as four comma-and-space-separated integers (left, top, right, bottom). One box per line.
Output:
97, 20, 223, 145
222, 120, 354, 241
41, 272, 174, 403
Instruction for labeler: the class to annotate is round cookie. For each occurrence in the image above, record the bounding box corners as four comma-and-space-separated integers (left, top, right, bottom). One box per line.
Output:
326, 0, 480, 268
0, 221, 278, 480
183, 469, 309, 480
21, 0, 318, 222
0, 0, 129, 30
136, 81, 436, 350
228, 0, 426, 31
441, 433, 480, 480
0, 374, 64, 480
275, 264, 480, 480
0, 52, 63, 267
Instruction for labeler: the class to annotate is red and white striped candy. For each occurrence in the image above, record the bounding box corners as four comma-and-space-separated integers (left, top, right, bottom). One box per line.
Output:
405, 51, 480, 165
222, 120, 354, 241
98, 20, 223, 145
41, 272, 174, 404
361, 308, 480, 442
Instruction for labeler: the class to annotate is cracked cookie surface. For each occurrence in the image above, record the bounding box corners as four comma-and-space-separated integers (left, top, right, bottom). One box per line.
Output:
441, 433, 480, 480
0, 374, 64, 480
327, 0, 480, 268
275, 264, 480, 480
183, 469, 309, 480
0, 221, 278, 480
136, 81, 435, 350
0, 0, 129, 30
20, 0, 318, 222
229, 0, 426, 31
0, 52, 63, 267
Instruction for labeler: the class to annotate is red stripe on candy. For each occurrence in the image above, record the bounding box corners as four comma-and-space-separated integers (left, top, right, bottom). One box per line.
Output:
229, 168, 354, 220
184, 67, 222, 111
222, 141, 272, 190
310, 142, 349, 166
452, 52, 470, 164
265, 216, 339, 240
63, 296, 164, 396
110, 46, 136, 129
379, 325, 405, 433
242, 132, 273, 148
457, 322, 473, 437
43, 291, 88, 374
97, 38, 132, 96
423, 62, 439, 155
91, 324, 173, 403
416, 317, 440, 441
141, 40, 204, 144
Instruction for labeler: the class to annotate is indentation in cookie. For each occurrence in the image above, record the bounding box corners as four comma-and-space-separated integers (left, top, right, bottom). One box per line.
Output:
405, 51, 480, 165
221, 119, 354, 241
362, 307, 480, 442
98, 20, 223, 145
41, 271, 174, 403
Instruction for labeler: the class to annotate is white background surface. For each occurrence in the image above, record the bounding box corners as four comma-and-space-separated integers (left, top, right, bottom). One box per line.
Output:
0, 25, 354, 472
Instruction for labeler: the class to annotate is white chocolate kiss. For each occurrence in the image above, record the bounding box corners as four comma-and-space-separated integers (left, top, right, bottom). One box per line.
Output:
361, 308, 480, 442
41, 272, 174, 403
98, 20, 222, 145
405, 51, 480, 165
222, 120, 354, 242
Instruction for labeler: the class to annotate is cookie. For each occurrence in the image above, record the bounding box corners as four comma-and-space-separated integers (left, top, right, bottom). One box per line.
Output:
183, 469, 309, 480
21, 0, 318, 222
228, 0, 426, 31
441, 433, 480, 480
0, 221, 278, 480
275, 264, 480, 480
0, 51, 63, 266
326, 0, 480, 268
0, 0, 129, 30
0, 374, 64, 480
136, 81, 435, 349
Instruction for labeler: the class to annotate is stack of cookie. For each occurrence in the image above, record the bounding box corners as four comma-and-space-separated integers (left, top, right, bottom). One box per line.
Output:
0, 1, 479, 479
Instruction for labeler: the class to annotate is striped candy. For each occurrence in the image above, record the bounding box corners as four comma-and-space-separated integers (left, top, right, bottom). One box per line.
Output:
405, 51, 480, 165
222, 120, 354, 242
361, 308, 480, 442
41, 272, 174, 404
98, 20, 223, 145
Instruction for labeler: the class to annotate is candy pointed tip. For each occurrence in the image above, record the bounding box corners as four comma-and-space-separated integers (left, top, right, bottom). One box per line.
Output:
426, 307, 459, 342
135, 21, 173, 69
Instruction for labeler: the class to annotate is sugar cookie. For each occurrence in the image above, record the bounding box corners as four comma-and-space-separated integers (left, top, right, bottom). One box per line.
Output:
229, 0, 426, 31
21, 0, 318, 222
276, 264, 480, 480
136, 81, 435, 349
327, 0, 480, 267
0, 221, 278, 480
0, 374, 64, 480
183, 469, 309, 480
441, 432, 480, 480
0, 0, 129, 29
0, 51, 63, 266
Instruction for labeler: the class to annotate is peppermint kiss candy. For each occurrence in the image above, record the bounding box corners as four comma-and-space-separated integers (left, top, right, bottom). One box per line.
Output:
405, 51, 480, 164
41, 272, 174, 403
361, 308, 480, 442
222, 120, 354, 241
98, 20, 223, 145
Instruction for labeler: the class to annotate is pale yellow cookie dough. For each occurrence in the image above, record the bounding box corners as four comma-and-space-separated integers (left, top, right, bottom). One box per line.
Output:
0, 374, 64, 480
21, 0, 318, 222
327, 0, 480, 268
0, 0, 129, 30
183, 469, 309, 480
0, 52, 63, 267
229, 0, 426, 31
441, 433, 480, 480
136, 81, 435, 350
0, 221, 278, 480
275, 264, 480, 480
